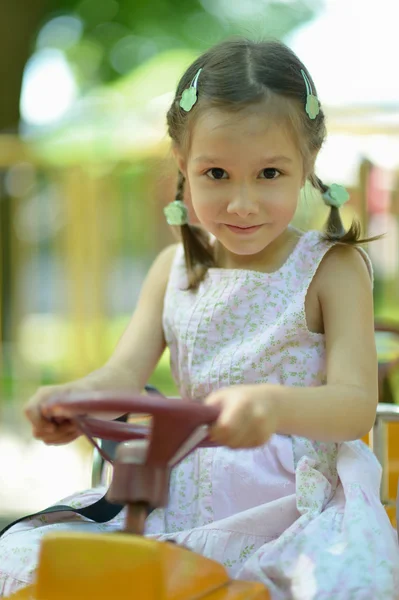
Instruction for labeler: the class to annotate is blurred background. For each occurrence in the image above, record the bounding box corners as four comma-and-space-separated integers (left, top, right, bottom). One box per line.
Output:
1, 0, 399, 526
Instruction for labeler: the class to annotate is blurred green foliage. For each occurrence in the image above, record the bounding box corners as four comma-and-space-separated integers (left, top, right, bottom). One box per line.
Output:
41, 0, 324, 88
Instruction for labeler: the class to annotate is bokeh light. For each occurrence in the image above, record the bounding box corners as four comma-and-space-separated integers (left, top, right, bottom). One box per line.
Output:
20, 49, 78, 126
36, 15, 84, 51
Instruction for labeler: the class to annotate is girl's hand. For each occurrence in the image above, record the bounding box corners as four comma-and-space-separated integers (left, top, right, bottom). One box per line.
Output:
204, 385, 279, 449
25, 384, 83, 446
24, 364, 138, 446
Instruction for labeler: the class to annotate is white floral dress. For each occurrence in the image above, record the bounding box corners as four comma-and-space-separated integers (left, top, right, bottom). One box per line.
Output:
1, 230, 399, 599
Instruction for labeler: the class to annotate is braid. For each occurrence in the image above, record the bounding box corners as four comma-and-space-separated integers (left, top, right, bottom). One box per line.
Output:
310, 174, 346, 239
309, 174, 364, 244
175, 170, 185, 201
173, 170, 215, 289
310, 174, 328, 195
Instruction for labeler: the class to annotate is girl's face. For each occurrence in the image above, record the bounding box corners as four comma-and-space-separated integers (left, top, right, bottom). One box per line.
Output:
177, 107, 305, 261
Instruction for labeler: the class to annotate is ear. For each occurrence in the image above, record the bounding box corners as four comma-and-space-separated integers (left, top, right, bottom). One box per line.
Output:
172, 145, 187, 177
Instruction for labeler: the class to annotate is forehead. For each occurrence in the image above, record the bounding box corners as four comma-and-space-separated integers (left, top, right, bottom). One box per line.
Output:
189, 106, 300, 161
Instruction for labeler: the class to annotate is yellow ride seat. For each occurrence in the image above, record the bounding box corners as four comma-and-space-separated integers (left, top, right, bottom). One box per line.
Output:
10, 532, 270, 600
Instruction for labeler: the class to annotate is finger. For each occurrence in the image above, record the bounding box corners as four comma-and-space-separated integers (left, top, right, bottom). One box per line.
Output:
25, 387, 60, 427
33, 422, 80, 441
37, 428, 81, 445
44, 432, 81, 446
33, 424, 79, 438
40, 399, 72, 420
211, 422, 263, 448
25, 402, 48, 429
209, 412, 244, 439
208, 423, 229, 443
228, 437, 260, 449
230, 431, 271, 449
32, 419, 58, 433
209, 425, 239, 447
49, 416, 74, 427
224, 431, 253, 449
204, 390, 227, 407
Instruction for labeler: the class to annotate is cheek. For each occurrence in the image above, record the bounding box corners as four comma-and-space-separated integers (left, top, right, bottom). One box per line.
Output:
192, 201, 219, 227
264, 187, 298, 218
190, 182, 222, 217
183, 178, 210, 224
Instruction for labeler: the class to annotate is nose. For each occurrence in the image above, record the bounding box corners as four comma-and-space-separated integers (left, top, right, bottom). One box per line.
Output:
226, 185, 259, 218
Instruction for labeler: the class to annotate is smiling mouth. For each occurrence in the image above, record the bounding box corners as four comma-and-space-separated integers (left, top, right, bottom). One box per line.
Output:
225, 224, 264, 232
223, 223, 265, 237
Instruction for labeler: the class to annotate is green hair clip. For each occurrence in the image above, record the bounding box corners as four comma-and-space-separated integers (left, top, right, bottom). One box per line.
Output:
163, 200, 189, 226
322, 183, 350, 208
179, 68, 202, 112
300, 69, 320, 120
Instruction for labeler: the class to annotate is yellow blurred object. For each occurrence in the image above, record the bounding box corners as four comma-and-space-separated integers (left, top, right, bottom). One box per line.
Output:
363, 421, 399, 530
10, 532, 270, 600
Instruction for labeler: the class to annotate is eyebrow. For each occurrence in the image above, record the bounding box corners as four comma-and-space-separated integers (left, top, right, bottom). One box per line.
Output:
193, 155, 293, 164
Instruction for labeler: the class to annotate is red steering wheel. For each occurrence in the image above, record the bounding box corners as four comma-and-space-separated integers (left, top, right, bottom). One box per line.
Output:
45, 391, 220, 534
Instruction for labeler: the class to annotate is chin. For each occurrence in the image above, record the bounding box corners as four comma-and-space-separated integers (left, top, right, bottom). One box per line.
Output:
220, 238, 269, 256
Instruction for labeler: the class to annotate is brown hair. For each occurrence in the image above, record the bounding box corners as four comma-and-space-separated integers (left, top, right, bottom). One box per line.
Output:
166, 37, 369, 289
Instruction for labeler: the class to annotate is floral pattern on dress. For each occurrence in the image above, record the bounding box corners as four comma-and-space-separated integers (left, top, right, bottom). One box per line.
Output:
1, 231, 398, 599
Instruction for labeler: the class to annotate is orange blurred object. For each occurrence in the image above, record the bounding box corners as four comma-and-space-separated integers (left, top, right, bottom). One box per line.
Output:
9, 532, 270, 600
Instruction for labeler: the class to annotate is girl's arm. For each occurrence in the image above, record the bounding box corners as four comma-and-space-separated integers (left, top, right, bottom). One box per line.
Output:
26, 244, 179, 443
272, 244, 378, 442
105, 243, 179, 391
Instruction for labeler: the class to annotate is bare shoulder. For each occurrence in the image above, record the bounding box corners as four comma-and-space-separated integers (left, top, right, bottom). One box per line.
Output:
147, 243, 180, 288
155, 243, 180, 267
306, 243, 372, 334
314, 243, 372, 296
314, 242, 377, 393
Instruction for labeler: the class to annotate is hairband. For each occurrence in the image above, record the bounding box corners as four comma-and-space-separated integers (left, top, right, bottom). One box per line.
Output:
322, 184, 350, 208
300, 69, 319, 120
179, 68, 202, 112
164, 200, 189, 226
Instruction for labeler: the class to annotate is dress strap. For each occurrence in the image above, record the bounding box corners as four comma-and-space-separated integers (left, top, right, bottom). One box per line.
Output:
165, 243, 188, 291
290, 231, 373, 295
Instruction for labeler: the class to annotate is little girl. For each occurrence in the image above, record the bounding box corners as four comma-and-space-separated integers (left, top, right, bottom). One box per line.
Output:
1, 38, 398, 599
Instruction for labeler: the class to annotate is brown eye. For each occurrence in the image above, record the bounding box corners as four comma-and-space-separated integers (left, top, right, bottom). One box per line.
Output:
207, 168, 227, 180
261, 168, 281, 179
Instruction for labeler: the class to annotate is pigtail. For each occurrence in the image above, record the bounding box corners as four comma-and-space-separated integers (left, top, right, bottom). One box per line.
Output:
175, 169, 185, 203
309, 174, 370, 245
175, 171, 215, 289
